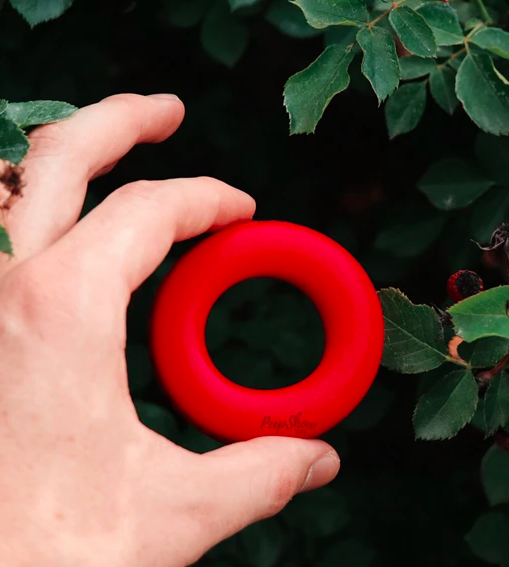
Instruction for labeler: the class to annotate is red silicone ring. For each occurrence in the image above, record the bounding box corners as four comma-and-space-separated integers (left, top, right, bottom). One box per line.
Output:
149, 220, 384, 443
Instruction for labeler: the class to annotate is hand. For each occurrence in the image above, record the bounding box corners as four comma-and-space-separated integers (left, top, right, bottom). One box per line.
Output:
0, 94, 340, 567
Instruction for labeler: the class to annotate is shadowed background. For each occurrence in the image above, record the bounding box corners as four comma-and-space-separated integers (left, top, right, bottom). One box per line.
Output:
0, 0, 499, 565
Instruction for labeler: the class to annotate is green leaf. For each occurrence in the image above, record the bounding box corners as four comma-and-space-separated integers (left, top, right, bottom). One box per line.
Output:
471, 187, 509, 244
0, 224, 13, 257
284, 44, 354, 134
484, 372, 509, 436
417, 365, 453, 397
0, 116, 29, 164
229, 0, 259, 10
134, 401, 178, 440
5, 100, 77, 128
481, 445, 509, 506
292, 0, 368, 27
471, 28, 509, 60
449, 287, 509, 342
418, 158, 493, 211
201, 1, 248, 68
357, 27, 400, 103
454, 0, 478, 25
475, 131, 509, 186
0, 100, 8, 114
429, 66, 458, 114
465, 512, 509, 564
9, 0, 75, 27
413, 369, 478, 440
464, 17, 483, 31
325, 25, 358, 48
378, 288, 449, 374
456, 52, 509, 136
438, 45, 454, 57
281, 487, 350, 537
472, 398, 489, 433
266, 0, 321, 39
399, 55, 436, 79
458, 337, 509, 368
448, 51, 466, 70
238, 518, 283, 567
493, 63, 509, 85
389, 6, 437, 58
385, 81, 426, 138
416, 2, 463, 46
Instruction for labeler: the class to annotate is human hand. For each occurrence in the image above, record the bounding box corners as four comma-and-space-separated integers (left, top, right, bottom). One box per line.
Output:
0, 94, 340, 567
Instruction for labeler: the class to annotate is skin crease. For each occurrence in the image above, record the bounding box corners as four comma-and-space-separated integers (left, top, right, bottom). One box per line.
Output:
0, 94, 340, 567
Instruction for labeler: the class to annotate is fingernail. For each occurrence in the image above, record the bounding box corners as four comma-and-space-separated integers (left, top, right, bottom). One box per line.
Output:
148, 93, 181, 102
298, 451, 340, 493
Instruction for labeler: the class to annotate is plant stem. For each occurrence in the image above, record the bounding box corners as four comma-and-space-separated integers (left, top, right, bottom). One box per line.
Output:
466, 21, 486, 39
474, 0, 492, 23
445, 355, 470, 369
366, 0, 406, 29
437, 47, 467, 70
367, 6, 392, 28
477, 351, 509, 383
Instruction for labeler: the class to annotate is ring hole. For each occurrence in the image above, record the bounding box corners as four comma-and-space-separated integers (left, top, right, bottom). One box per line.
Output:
205, 278, 325, 390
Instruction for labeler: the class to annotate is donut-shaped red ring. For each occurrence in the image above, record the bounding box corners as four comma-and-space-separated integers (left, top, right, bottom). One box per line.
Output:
149, 220, 384, 443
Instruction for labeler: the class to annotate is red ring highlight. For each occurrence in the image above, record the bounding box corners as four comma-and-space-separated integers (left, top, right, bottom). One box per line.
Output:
149, 220, 384, 443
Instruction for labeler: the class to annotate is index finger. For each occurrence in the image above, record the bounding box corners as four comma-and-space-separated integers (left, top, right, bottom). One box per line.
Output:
43, 176, 256, 298
2, 94, 184, 266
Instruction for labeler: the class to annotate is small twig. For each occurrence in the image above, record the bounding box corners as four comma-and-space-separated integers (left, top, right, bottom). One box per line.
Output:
477, 351, 509, 383
437, 47, 467, 70
367, 0, 407, 28
445, 354, 470, 369
367, 6, 393, 28
466, 21, 486, 40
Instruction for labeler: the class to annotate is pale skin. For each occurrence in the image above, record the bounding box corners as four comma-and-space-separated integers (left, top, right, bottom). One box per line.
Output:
0, 93, 340, 566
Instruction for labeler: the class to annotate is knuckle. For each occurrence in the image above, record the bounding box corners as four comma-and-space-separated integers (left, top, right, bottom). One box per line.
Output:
193, 176, 227, 197
0, 262, 47, 323
1, 257, 120, 344
27, 121, 71, 157
187, 176, 222, 208
117, 180, 153, 198
113, 180, 159, 209
263, 467, 298, 518
100, 94, 153, 141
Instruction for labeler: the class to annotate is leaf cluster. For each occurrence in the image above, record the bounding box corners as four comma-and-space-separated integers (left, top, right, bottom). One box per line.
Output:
379, 286, 509, 440
283, 0, 509, 137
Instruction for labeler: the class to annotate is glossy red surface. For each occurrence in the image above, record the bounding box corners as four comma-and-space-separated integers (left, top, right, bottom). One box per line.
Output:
149, 221, 384, 442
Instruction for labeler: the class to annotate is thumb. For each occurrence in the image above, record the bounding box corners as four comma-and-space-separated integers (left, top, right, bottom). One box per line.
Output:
199, 436, 340, 541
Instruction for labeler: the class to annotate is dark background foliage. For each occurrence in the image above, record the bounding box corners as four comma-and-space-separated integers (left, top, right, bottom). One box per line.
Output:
2, 0, 506, 565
